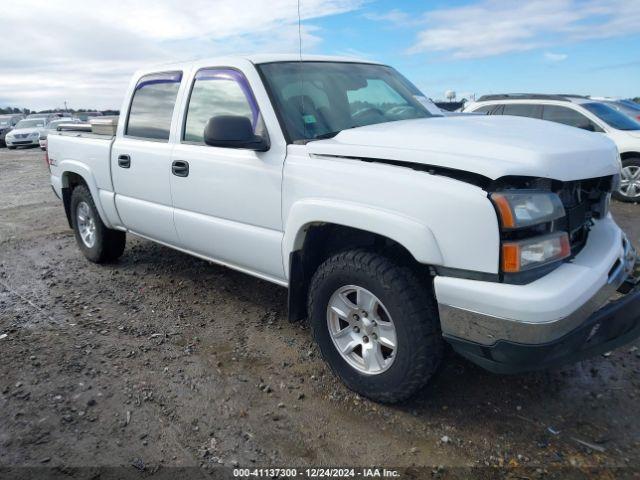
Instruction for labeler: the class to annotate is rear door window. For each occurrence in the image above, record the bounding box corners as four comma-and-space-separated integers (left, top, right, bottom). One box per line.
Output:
126, 71, 182, 141
502, 103, 542, 119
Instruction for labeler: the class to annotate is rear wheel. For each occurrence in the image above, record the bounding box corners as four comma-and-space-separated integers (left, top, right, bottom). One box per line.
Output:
70, 185, 126, 263
308, 249, 444, 403
615, 158, 640, 203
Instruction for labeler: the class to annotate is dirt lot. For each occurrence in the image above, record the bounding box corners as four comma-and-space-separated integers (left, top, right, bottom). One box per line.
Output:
1, 147, 639, 478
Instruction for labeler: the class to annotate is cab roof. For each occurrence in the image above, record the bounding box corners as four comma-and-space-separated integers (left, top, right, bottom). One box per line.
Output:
137, 54, 383, 75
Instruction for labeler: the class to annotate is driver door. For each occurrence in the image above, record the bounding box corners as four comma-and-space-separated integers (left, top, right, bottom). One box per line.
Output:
170, 68, 285, 282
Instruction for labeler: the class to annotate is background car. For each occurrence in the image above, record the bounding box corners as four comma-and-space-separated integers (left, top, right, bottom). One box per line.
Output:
463, 94, 640, 202
4, 118, 48, 149
39, 117, 80, 150
0, 114, 24, 147
590, 97, 640, 123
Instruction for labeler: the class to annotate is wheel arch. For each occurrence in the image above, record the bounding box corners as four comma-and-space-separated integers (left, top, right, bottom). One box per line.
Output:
60, 162, 113, 229
620, 151, 640, 161
284, 200, 443, 322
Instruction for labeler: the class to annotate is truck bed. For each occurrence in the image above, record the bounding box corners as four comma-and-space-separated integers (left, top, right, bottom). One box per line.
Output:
47, 131, 115, 194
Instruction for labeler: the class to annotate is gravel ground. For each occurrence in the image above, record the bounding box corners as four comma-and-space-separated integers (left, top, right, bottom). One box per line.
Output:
1, 147, 639, 478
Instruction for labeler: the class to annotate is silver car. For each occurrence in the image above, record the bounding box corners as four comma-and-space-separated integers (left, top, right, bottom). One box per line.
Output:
4, 118, 47, 149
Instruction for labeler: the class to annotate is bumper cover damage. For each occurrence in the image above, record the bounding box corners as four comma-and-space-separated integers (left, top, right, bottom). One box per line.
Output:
447, 281, 640, 374
442, 238, 640, 374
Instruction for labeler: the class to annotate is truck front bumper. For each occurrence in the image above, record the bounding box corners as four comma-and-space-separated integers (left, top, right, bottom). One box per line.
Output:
435, 217, 640, 373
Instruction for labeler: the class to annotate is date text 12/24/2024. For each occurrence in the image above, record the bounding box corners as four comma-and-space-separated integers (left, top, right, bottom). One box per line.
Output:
233, 468, 401, 478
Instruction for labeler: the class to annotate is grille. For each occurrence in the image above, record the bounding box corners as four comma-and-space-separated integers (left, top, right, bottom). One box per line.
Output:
555, 176, 612, 254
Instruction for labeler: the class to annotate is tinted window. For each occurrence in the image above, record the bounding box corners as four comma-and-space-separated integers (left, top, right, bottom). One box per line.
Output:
542, 105, 600, 131
473, 105, 494, 114
582, 102, 640, 131
184, 69, 258, 143
502, 103, 541, 118
126, 71, 182, 140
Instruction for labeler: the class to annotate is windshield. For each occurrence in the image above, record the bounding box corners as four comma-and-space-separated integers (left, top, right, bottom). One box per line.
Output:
618, 99, 640, 111
582, 102, 640, 131
607, 101, 640, 120
259, 62, 438, 142
16, 119, 45, 129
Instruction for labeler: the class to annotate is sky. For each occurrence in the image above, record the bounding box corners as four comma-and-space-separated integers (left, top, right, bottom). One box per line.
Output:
1, 0, 639, 111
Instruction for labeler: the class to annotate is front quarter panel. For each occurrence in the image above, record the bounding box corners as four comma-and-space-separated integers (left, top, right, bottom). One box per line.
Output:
282, 146, 500, 275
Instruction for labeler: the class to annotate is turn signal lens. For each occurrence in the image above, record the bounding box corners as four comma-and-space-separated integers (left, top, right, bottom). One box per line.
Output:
491, 192, 565, 229
502, 232, 571, 273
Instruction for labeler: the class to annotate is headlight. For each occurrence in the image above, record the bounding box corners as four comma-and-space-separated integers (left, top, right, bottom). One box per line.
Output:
502, 232, 571, 273
491, 191, 565, 229
31, 132, 40, 138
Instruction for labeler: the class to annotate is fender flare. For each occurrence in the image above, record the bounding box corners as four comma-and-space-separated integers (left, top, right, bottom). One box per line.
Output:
59, 160, 114, 229
282, 198, 444, 274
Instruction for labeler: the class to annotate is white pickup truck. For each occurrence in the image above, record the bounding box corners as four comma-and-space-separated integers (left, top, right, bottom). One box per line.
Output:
48, 55, 640, 403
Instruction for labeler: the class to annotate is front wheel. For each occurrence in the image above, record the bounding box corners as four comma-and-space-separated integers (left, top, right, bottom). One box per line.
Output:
70, 185, 126, 263
614, 158, 640, 203
308, 249, 444, 403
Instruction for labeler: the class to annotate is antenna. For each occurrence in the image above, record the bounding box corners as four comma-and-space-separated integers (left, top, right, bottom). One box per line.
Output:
297, 0, 303, 61
297, 0, 305, 138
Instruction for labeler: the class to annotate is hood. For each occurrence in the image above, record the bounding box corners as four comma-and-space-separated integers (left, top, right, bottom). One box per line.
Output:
9, 127, 43, 136
306, 115, 620, 181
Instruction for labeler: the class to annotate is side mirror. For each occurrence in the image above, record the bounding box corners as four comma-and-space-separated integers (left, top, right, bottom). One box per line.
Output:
203, 115, 269, 152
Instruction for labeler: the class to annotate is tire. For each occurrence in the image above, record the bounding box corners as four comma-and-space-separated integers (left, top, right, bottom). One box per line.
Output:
308, 249, 444, 403
70, 185, 126, 263
7, 146, 16, 150
614, 158, 640, 203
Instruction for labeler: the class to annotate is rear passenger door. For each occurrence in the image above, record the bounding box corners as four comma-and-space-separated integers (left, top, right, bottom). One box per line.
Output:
169, 67, 286, 282
111, 71, 184, 244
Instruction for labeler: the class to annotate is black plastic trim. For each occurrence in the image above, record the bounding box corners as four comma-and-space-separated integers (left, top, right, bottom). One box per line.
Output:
433, 266, 499, 282
287, 251, 308, 322
309, 154, 492, 189
445, 286, 640, 374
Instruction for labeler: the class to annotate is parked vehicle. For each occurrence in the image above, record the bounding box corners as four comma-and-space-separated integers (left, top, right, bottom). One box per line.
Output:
4, 118, 48, 149
39, 117, 81, 150
26, 113, 57, 122
0, 114, 23, 147
47, 56, 640, 403
590, 97, 640, 122
463, 94, 640, 202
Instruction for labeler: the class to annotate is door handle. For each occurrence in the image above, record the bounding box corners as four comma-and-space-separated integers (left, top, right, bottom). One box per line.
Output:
172, 160, 189, 177
118, 154, 131, 168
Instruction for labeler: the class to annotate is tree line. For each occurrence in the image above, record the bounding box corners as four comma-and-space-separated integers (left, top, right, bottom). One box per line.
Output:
0, 107, 119, 115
